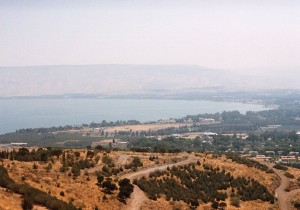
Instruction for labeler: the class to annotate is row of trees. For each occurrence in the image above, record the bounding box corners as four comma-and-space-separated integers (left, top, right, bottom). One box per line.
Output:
15, 120, 141, 134
226, 154, 269, 172
134, 162, 274, 208
0, 147, 62, 162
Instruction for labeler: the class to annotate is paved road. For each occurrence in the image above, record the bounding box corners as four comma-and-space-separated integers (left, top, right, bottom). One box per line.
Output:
120, 155, 198, 210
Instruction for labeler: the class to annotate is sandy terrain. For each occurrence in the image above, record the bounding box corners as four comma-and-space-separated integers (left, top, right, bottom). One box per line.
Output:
51, 123, 193, 136
103, 123, 193, 133
0, 187, 22, 210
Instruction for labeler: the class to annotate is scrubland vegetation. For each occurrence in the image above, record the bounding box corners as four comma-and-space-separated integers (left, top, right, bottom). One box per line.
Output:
0, 148, 286, 210
135, 162, 274, 209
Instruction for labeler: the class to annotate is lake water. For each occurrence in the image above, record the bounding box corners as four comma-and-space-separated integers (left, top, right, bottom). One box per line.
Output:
0, 99, 270, 134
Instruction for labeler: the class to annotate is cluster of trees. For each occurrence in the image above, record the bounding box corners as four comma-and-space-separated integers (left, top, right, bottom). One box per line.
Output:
96, 172, 133, 203
144, 126, 190, 136
129, 129, 300, 154
128, 137, 192, 153
94, 155, 137, 202
96, 176, 134, 202
124, 157, 143, 171
101, 155, 114, 167
101, 165, 123, 177
99, 177, 118, 194
0, 130, 96, 148
94, 154, 124, 177
149, 155, 158, 161
87, 120, 140, 128
0, 165, 78, 210
0, 147, 62, 162
134, 163, 274, 208
118, 178, 134, 203
59, 151, 96, 176
219, 130, 299, 154
225, 154, 269, 172
16, 125, 80, 134
178, 105, 300, 133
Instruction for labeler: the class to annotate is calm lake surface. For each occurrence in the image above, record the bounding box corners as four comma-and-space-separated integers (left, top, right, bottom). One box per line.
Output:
0, 99, 270, 134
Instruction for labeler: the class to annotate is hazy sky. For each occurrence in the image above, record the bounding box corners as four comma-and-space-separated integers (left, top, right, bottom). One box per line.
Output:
0, 0, 299, 69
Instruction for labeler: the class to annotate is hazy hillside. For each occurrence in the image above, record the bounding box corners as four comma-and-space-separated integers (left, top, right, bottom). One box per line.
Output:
0, 65, 299, 97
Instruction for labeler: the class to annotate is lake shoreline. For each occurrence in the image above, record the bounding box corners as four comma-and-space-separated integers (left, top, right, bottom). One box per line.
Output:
0, 98, 273, 134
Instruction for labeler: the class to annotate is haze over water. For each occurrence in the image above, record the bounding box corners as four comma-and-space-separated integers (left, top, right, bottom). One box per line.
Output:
0, 1, 298, 134
0, 98, 270, 134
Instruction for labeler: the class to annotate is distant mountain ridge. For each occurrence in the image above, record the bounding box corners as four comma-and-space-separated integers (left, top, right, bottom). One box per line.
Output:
0, 64, 299, 97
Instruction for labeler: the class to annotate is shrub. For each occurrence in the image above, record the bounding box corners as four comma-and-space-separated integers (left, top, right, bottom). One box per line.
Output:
45, 163, 52, 172
211, 202, 219, 209
273, 164, 288, 171
97, 175, 104, 185
102, 180, 117, 194
219, 202, 227, 208
22, 194, 33, 210
33, 163, 38, 170
124, 157, 143, 170
118, 179, 134, 202
71, 164, 80, 177
102, 156, 114, 167
230, 196, 240, 207
284, 172, 295, 178
294, 202, 300, 209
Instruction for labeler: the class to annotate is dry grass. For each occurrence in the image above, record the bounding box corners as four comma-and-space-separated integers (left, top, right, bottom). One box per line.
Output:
103, 123, 192, 133
203, 154, 278, 193
0, 151, 279, 210
0, 187, 22, 210
55, 140, 83, 145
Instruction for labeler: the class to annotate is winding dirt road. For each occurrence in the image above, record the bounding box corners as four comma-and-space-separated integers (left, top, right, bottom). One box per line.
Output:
272, 167, 291, 210
261, 161, 300, 210
120, 155, 198, 210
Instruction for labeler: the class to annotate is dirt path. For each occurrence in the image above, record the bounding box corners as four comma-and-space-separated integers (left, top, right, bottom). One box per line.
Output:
115, 155, 130, 166
261, 161, 299, 210
272, 167, 291, 210
287, 189, 300, 209
122, 185, 148, 210
121, 155, 198, 210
